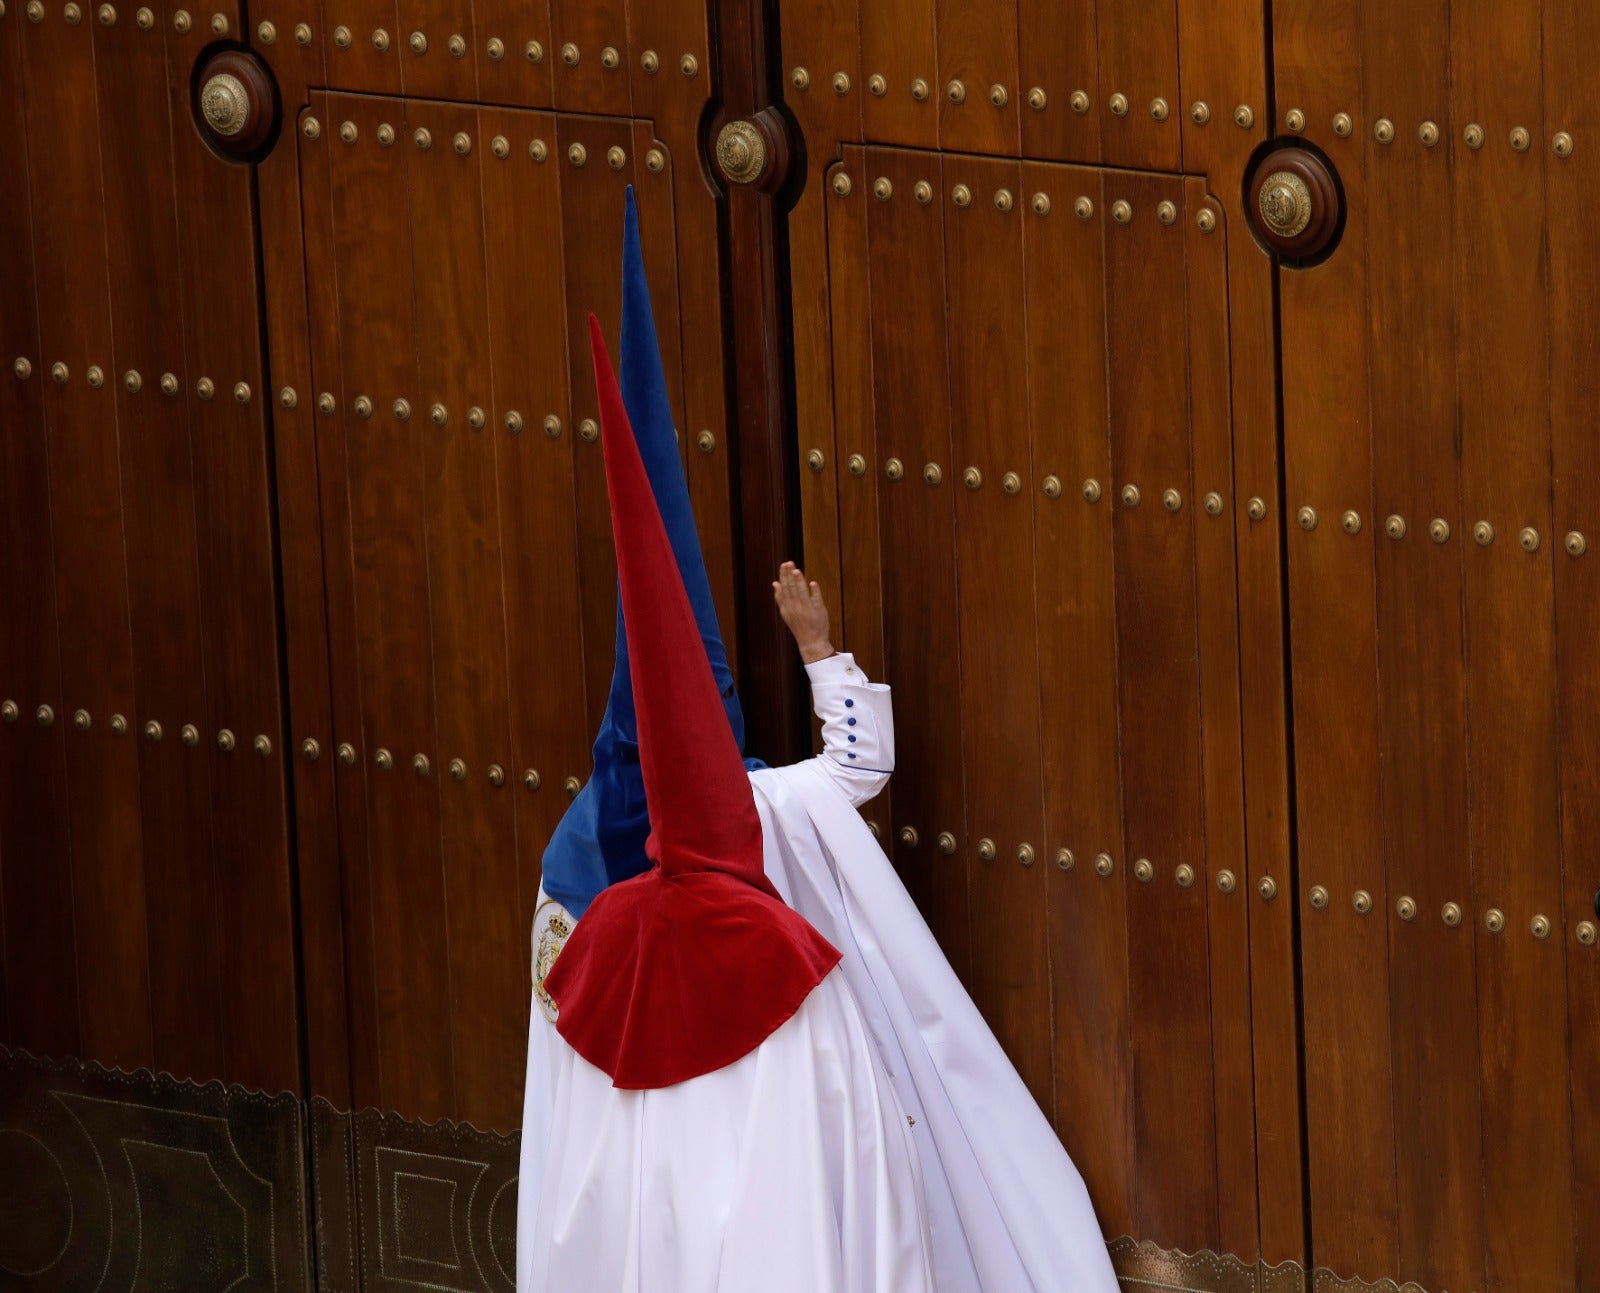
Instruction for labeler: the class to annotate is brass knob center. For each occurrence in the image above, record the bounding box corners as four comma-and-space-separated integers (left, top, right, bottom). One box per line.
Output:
1258, 171, 1312, 238
715, 120, 766, 185
200, 72, 251, 137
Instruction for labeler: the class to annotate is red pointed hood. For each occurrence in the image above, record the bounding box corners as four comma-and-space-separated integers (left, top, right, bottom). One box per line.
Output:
542, 318, 840, 1089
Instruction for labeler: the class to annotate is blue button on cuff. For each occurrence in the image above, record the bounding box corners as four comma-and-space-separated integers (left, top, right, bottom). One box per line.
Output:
844, 699, 854, 708
847, 717, 857, 726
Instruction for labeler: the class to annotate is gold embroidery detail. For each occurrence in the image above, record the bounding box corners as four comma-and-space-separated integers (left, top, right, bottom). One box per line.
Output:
533, 902, 572, 1023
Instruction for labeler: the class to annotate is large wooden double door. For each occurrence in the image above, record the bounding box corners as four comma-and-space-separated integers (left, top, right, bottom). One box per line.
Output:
1, 1, 1597, 1291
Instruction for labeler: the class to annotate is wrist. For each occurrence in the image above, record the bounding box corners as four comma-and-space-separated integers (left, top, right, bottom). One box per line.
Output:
798, 640, 835, 664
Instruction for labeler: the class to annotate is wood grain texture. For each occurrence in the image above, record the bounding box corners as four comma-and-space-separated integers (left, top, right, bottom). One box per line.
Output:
1177, 0, 1268, 178
407, 99, 524, 1131
19, 4, 152, 1072
469, 0, 553, 107
547, 0, 630, 115
256, 15, 354, 1107
0, 6, 78, 1059
1544, 3, 1600, 1286
1094, 0, 1181, 170
554, 115, 630, 740
299, 90, 380, 1111
820, 156, 896, 889
325, 93, 455, 1118
934, 0, 1018, 155
477, 106, 589, 969
1275, 0, 1398, 1279
943, 154, 1050, 1109
862, 146, 971, 979
167, 14, 299, 1093
1184, 178, 1257, 1264
1361, 9, 1484, 1292
1105, 171, 1217, 1251
1023, 164, 1134, 1240
858, 0, 936, 149
319, 0, 405, 95
1016, 0, 1099, 161
98, 0, 221, 1083
394, 0, 478, 101
1451, 4, 1576, 1289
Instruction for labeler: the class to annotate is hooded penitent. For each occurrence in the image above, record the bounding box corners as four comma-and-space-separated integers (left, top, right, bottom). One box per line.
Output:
538, 188, 752, 921
541, 319, 840, 1090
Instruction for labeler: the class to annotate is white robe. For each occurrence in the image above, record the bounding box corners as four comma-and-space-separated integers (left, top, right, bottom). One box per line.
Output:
517, 654, 1118, 1293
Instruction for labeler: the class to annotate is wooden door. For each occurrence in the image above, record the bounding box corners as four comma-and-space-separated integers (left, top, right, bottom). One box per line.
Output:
288, 93, 720, 1133
781, 1, 1300, 1282
0, 0, 299, 1096
1274, 5, 1600, 1292
6, 1, 1600, 1290
249, 4, 754, 1282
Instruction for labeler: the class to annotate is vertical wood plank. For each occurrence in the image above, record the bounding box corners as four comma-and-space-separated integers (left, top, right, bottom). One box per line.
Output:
98, 0, 224, 1081
1184, 178, 1258, 1264
555, 117, 634, 738
407, 101, 525, 1131
825, 163, 882, 679
1023, 164, 1134, 1238
1276, 0, 1398, 1277
406, 103, 524, 1132
471, 0, 554, 108
862, 146, 970, 979
19, 0, 152, 1071
1016, 0, 1099, 163
934, 0, 1018, 155
321, 0, 405, 94
478, 107, 589, 952
0, 7, 77, 1058
1362, 9, 1485, 1291
327, 94, 454, 1119
1095, 0, 1181, 169
1452, 4, 1576, 1289
301, 91, 381, 1110
1177, 0, 1269, 179
1105, 172, 1217, 1251
394, 0, 478, 101
858, 0, 936, 149
258, 36, 355, 1107
823, 155, 895, 887
782, 0, 861, 651
547, 0, 630, 115
943, 155, 1050, 1108
1544, 4, 1600, 1284
167, 13, 298, 1093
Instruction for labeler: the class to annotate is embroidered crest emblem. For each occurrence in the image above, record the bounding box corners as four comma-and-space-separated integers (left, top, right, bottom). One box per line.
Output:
533, 904, 572, 1024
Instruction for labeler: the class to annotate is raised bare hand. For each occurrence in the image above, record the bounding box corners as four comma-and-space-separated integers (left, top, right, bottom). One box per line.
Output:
772, 562, 834, 664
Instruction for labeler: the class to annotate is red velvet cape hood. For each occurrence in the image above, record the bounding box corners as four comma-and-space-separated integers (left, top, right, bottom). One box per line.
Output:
541, 318, 840, 1089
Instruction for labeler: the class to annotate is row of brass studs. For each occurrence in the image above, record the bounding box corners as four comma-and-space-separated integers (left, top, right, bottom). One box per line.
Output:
309, 391, 716, 453
791, 71, 1256, 131
11, 359, 254, 404
825, 456, 1226, 515
829, 174, 1216, 232
1294, 507, 1587, 556
359, 748, 576, 794
7, 2, 228, 31
1307, 884, 1596, 945
305, 119, 664, 175
0, 703, 587, 795
1, 702, 275, 754
289, 23, 699, 78
1283, 109, 1575, 156
877, 824, 1242, 892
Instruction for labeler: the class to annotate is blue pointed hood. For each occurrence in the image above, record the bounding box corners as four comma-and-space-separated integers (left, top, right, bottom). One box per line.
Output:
540, 188, 754, 920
